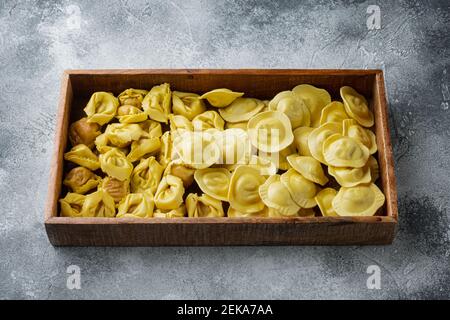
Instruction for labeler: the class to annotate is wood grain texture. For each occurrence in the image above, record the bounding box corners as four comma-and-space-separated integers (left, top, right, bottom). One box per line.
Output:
45, 69, 398, 246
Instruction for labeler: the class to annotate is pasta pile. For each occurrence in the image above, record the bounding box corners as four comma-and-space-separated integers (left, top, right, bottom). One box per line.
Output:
59, 84, 385, 218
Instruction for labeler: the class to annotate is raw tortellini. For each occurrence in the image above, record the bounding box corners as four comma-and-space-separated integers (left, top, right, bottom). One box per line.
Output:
84, 92, 119, 125
60, 84, 385, 220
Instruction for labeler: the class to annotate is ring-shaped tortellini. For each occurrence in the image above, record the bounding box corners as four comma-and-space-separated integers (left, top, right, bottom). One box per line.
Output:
118, 88, 148, 108
142, 83, 171, 123
194, 168, 231, 201
200, 88, 244, 108
186, 193, 224, 217
328, 162, 371, 187
292, 84, 331, 128
340, 86, 374, 127
227, 206, 269, 218
192, 110, 225, 131
319, 101, 350, 125
247, 111, 294, 153
225, 121, 248, 130
69, 117, 101, 148
269, 91, 311, 128
104, 123, 143, 148
80, 189, 116, 217
94, 133, 128, 155
286, 155, 328, 186
101, 176, 130, 203
63, 167, 101, 194
60, 193, 86, 217
154, 205, 186, 218
64, 144, 100, 171
248, 155, 277, 176
332, 183, 385, 216
116, 191, 154, 218
315, 188, 338, 217
218, 97, 265, 123
127, 135, 161, 163
139, 120, 163, 138
293, 126, 314, 157
368, 156, 379, 182
322, 134, 369, 168
343, 119, 377, 154
158, 131, 175, 169
84, 92, 119, 125
280, 169, 319, 209
174, 131, 220, 169
99, 148, 133, 181
154, 175, 185, 210
172, 91, 206, 120
228, 166, 266, 213
212, 128, 249, 166
163, 159, 196, 188
169, 114, 193, 132
259, 175, 300, 216
308, 122, 342, 164
131, 156, 164, 194
116, 105, 148, 123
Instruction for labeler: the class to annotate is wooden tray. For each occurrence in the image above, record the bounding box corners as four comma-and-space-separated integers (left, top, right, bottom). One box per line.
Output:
45, 69, 398, 246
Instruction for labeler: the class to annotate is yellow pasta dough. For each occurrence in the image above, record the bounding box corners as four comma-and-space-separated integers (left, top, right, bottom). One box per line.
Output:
63, 167, 101, 194
194, 168, 231, 201
64, 144, 100, 171
127, 135, 161, 163
116, 105, 148, 123
308, 122, 342, 164
328, 162, 371, 187
315, 188, 338, 217
142, 83, 171, 123
131, 156, 164, 194
192, 110, 225, 131
158, 131, 175, 168
319, 101, 350, 125
280, 169, 318, 209
84, 92, 119, 125
228, 165, 266, 213
154, 175, 185, 210
163, 159, 196, 188
118, 88, 148, 108
212, 128, 249, 166
174, 131, 220, 169
293, 126, 314, 157
269, 91, 311, 128
227, 206, 268, 218
322, 134, 369, 168
286, 155, 328, 186
259, 174, 300, 216
69, 117, 101, 148
343, 119, 377, 154
292, 84, 331, 128
80, 189, 116, 217
99, 148, 133, 181
172, 91, 206, 120
60, 193, 86, 217
340, 86, 374, 127
248, 155, 277, 176
104, 123, 143, 148
200, 88, 244, 108
332, 183, 385, 216
116, 191, 154, 218
139, 120, 163, 138
219, 97, 265, 123
154, 205, 186, 218
101, 176, 130, 203
186, 193, 224, 217
247, 111, 294, 153
169, 114, 193, 132
225, 121, 248, 130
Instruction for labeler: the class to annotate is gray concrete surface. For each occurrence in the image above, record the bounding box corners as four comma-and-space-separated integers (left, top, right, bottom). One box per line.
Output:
0, 0, 449, 300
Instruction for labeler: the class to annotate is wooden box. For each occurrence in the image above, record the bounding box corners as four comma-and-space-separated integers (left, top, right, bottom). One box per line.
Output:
45, 69, 398, 246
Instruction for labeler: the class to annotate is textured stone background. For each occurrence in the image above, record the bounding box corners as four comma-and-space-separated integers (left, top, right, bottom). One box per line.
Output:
0, 0, 449, 299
